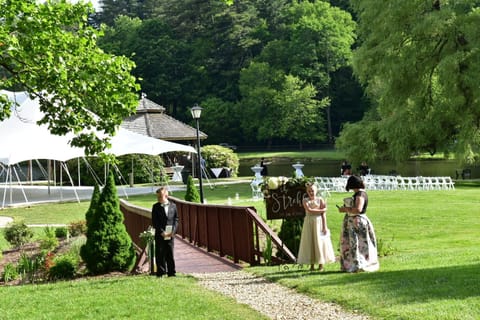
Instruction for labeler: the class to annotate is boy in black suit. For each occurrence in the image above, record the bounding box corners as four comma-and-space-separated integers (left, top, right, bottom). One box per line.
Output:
151, 187, 178, 277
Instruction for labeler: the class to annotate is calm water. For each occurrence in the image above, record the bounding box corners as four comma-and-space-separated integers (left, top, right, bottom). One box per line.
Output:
239, 159, 479, 179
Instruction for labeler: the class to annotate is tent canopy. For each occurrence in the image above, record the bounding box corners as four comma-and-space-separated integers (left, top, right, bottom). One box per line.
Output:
0, 90, 196, 165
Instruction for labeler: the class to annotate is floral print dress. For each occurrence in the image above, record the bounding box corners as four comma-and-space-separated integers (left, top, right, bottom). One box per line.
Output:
340, 190, 379, 272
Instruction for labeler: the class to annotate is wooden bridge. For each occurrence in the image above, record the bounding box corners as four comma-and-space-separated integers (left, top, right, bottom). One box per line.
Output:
120, 197, 296, 273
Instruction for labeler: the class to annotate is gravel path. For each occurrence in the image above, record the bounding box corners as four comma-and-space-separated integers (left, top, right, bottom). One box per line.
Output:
192, 271, 371, 320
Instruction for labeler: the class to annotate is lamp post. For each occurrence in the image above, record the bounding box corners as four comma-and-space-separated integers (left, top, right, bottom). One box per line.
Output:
191, 103, 204, 203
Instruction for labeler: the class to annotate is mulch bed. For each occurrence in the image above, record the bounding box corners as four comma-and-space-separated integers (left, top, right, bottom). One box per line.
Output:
0, 238, 135, 286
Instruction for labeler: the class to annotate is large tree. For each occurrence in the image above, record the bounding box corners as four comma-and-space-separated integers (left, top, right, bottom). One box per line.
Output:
238, 61, 324, 148
340, 0, 480, 163
95, 0, 358, 148
99, 16, 197, 117
257, 0, 356, 143
0, 0, 139, 155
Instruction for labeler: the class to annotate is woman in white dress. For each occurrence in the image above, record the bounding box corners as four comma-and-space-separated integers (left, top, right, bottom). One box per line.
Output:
297, 183, 336, 271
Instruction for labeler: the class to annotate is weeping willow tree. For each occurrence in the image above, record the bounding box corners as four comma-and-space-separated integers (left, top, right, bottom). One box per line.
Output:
338, 0, 480, 164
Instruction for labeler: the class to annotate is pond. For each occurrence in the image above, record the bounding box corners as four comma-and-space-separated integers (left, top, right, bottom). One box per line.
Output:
238, 158, 479, 179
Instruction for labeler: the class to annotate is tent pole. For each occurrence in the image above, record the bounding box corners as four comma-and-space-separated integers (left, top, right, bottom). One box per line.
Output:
60, 162, 63, 201
47, 159, 51, 195
2, 166, 10, 208
12, 166, 29, 205
82, 157, 102, 186
28, 160, 33, 185
53, 160, 57, 187
35, 159, 48, 180
62, 162, 80, 203
131, 157, 134, 187
114, 164, 129, 199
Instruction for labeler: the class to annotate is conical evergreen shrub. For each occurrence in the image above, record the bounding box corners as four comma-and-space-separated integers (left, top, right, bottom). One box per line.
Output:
184, 175, 200, 203
85, 183, 100, 229
80, 171, 136, 275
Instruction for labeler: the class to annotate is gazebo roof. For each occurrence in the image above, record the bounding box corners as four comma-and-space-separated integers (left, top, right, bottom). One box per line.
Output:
121, 95, 207, 141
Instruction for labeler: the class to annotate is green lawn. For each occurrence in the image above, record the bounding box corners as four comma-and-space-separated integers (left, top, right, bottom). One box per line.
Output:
237, 149, 345, 160
247, 186, 480, 320
0, 275, 267, 320
1, 181, 480, 319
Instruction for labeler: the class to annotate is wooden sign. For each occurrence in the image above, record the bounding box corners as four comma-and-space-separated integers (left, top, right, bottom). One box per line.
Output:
265, 184, 306, 220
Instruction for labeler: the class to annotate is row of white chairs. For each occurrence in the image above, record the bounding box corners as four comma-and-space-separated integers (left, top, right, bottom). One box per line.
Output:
315, 177, 348, 193
364, 175, 455, 191
315, 175, 455, 193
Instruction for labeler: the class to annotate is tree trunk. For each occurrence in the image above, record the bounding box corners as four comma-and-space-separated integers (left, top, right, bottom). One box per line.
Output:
326, 105, 333, 144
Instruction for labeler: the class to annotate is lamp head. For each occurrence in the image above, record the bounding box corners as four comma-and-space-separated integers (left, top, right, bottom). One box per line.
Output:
191, 103, 202, 119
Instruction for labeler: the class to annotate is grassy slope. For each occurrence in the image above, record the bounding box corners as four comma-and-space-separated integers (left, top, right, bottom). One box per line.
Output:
1, 163, 480, 319
0, 275, 267, 320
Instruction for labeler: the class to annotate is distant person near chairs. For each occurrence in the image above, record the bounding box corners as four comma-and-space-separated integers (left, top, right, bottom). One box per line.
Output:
260, 157, 269, 176
341, 161, 352, 176
358, 161, 370, 176
456, 168, 471, 180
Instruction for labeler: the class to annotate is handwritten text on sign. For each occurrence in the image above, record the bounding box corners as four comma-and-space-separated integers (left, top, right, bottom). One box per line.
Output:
265, 185, 306, 220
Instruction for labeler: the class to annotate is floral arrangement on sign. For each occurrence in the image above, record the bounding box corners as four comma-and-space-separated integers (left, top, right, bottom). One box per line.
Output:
261, 176, 315, 199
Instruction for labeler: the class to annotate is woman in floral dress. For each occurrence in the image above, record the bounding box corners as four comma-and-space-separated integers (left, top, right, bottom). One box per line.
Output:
297, 183, 336, 271
337, 175, 379, 272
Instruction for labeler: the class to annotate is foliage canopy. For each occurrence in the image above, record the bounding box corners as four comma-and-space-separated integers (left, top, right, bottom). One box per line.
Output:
339, 0, 480, 164
0, 0, 139, 155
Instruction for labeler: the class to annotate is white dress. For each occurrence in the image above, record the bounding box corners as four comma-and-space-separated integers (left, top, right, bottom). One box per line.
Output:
297, 198, 336, 265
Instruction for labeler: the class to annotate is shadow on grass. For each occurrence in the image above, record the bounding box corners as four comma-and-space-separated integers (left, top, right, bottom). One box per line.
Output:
454, 180, 480, 188
262, 263, 480, 303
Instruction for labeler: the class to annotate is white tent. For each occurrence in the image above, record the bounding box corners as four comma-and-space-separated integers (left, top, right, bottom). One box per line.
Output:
0, 90, 196, 207
0, 90, 196, 165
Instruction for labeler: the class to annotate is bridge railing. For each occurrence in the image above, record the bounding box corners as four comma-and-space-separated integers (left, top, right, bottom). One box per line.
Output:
120, 197, 296, 266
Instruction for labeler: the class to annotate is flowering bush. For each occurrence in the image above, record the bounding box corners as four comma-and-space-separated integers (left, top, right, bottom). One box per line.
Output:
202, 145, 239, 176
139, 226, 156, 269
139, 226, 155, 248
44, 252, 55, 273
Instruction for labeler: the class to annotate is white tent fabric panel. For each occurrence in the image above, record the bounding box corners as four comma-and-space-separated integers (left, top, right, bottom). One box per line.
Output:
0, 90, 196, 165
108, 129, 196, 156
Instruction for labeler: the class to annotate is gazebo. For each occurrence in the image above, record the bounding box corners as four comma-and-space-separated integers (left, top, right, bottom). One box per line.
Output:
121, 94, 207, 142
121, 94, 208, 177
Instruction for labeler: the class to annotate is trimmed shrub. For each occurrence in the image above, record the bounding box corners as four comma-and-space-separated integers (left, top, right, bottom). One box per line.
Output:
85, 183, 100, 230
17, 252, 43, 284
39, 226, 59, 252
68, 220, 87, 237
80, 171, 136, 275
3, 220, 33, 248
1, 263, 18, 283
184, 175, 200, 203
55, 226, 68, 238
48, 256, 77, 280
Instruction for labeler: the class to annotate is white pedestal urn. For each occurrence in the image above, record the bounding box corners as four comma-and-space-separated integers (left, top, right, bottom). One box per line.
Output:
251, 165, 263, 182
250, 165, 264, 200
292, 162, 304, 178
171, 165, 184, 182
